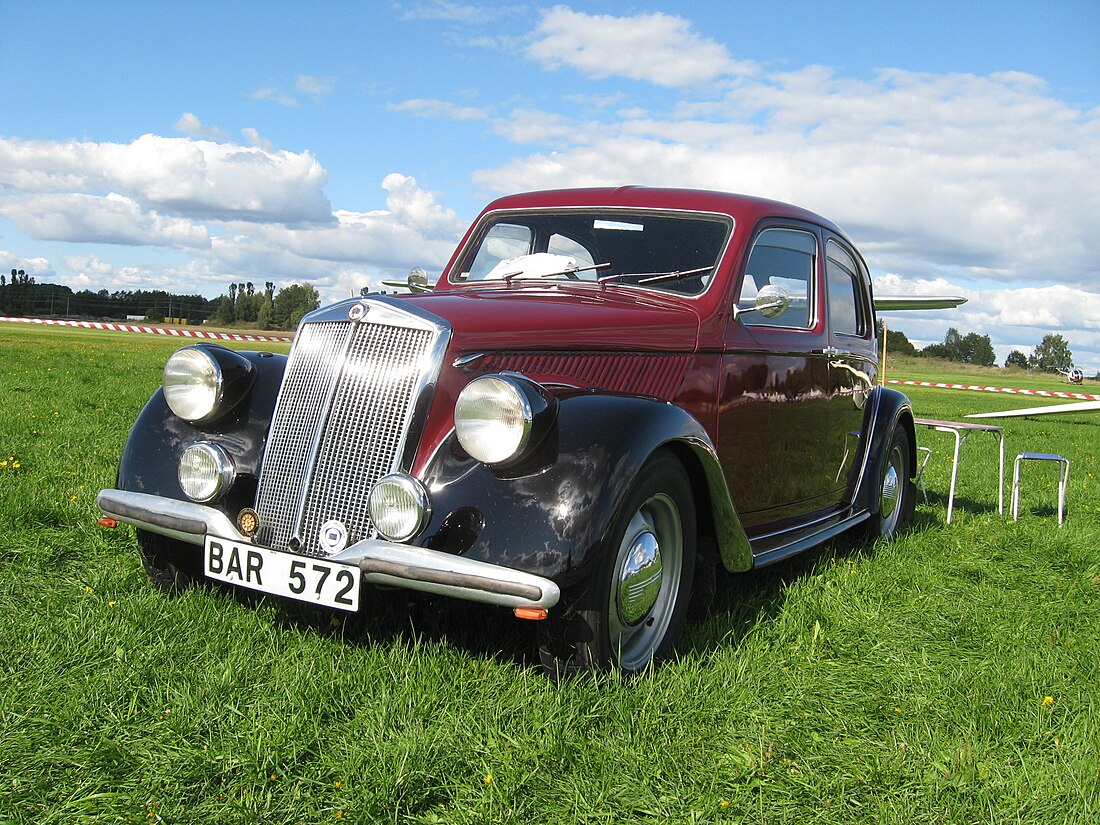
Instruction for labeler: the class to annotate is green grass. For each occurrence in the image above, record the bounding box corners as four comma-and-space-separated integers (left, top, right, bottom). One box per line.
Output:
1, 324, 1098, 823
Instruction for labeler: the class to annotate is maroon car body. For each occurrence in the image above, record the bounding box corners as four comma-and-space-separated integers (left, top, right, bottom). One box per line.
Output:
99, 187, 917, 675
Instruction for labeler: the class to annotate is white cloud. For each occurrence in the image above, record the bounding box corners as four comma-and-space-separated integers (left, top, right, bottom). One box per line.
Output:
296, 75, 336, 100
240, 127, 273, 151
0, 134, 333, 224
470, 68, 1100, 289
388, 98, 490, 120
249, 85, 299, 107
876, 275, 1100, 372
0, 193, 209, 248
174, 112, 229, 141
398, 1, 516, 23
526, 7, 757, 88
0, 251, 52, 281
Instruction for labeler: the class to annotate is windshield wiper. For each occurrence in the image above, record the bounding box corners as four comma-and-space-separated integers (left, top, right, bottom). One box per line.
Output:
503, 262, 611, 282
598, 265, 714, 285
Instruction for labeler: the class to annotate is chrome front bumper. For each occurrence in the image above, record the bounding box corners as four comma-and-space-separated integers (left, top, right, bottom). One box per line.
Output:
96, 489, 560, 610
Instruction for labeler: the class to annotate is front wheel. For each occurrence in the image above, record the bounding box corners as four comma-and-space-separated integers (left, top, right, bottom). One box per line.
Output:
539, 451, 696, 677
866, 425, 915, 539
136, 529, 203, 593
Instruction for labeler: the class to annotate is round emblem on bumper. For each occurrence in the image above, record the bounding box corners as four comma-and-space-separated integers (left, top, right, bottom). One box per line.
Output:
318, 520, 349, 553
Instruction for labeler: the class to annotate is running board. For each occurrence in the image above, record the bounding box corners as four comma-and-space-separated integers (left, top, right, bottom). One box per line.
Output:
750, 512, 870, 568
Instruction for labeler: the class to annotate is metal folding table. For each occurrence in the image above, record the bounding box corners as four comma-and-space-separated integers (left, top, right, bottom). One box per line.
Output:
913, 418, 1005, 524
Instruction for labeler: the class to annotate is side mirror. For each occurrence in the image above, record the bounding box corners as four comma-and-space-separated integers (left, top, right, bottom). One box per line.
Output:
407, 267, 431, 293
380, 267, 434, 293
735, 284, 790, 320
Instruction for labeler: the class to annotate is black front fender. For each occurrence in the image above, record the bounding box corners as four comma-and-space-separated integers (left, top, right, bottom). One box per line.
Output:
417, 393, 751, 590
852, 386, 915, 515
116, 350, 288, 517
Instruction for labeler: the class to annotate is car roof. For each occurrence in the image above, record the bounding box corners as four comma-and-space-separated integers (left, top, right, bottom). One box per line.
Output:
478, 187, 843, 235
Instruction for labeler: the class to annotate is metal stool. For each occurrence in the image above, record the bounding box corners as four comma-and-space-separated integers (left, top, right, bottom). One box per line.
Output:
915, 446, 932, 504
1011, 453, 1070, 525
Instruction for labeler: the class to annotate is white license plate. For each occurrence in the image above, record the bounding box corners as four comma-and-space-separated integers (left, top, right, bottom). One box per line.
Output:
204, 536, 361, 612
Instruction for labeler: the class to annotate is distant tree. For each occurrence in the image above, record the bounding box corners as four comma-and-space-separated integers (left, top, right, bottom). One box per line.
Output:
885, 328, 916, 356
961, 332, 996, 367
271, 283, 320, 329
920, 327, 994, 366
1004, 350, 1029, 369
210, 295, 235, 325
1029, 333, 1072, 373
257, 301, 274, 330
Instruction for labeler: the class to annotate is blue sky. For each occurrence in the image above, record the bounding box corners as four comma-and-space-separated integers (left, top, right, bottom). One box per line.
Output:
2, 1, 1098, 370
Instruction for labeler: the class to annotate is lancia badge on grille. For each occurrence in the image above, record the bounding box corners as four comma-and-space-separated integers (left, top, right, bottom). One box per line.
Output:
319, 519, 349, 553
348, 302, 369, 322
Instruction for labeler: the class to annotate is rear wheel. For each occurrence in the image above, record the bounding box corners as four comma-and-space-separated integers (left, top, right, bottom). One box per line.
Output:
866, 426, 915, 539
136, 529, 203, 593
539, 451, 696, 677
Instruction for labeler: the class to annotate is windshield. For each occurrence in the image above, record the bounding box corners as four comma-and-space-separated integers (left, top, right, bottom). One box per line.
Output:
452, 211, 731, 296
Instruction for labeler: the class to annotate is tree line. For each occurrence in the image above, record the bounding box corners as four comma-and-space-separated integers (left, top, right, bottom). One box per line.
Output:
207, 281, 320, 330
884, 323, 1078, 373
1, 269, 319, 331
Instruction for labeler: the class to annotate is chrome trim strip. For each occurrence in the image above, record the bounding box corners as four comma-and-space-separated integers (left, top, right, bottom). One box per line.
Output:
97, 489, 559, 610
680, 435, 753, 572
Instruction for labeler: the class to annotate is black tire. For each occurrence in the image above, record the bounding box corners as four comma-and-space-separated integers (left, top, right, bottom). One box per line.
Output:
136, 529, 203, 593
539, 451, 696, 677
865, 425, 915, 540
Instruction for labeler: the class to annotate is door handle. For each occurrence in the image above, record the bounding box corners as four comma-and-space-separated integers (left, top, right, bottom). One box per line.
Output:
814, 346, 850, 358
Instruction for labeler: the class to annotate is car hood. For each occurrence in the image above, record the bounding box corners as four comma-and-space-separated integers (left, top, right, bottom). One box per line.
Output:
401, 285, 702, 352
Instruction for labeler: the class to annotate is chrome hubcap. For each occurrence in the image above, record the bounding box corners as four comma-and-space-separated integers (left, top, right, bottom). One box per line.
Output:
881, 462, 899, 519
608, 493, 683, 671
617, 531, 663, 626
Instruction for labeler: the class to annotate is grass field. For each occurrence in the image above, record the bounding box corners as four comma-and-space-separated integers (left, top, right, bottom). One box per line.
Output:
1, 324, 1097, 824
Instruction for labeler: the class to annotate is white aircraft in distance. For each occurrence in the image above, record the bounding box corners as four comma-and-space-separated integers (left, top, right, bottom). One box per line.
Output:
1059, 366, 1085, 384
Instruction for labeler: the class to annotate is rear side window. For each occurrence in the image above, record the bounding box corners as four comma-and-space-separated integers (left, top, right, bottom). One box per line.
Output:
826, 240, 867, 337
737, 228, 816, 328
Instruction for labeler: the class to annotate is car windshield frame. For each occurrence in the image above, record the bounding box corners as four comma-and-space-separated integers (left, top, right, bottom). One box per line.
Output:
447, 207, 735, 299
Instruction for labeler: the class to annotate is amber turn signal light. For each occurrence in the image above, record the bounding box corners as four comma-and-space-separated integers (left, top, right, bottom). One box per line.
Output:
513, 606, 548, 621
97, 516, 118, 528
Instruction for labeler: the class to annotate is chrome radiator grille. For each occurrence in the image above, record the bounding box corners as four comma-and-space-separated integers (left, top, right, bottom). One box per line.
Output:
254, 305, 443, 557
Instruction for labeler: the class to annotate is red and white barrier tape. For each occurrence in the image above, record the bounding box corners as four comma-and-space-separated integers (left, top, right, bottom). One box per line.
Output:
0, 316, 292, 343
887, 379, 1100, 402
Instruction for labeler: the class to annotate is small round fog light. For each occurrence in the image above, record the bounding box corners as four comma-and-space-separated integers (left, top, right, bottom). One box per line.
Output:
368, 474, 430, 542
178, 442, 235, 502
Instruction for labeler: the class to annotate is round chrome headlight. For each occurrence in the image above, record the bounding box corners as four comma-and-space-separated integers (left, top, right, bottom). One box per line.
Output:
178, 442, 235, 502
368, 474, 431, 542
454, 375, 535, 465
163, 347, 222, 421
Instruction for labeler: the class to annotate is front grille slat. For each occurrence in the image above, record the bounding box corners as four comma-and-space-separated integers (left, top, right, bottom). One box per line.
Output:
254, 309, 442, 557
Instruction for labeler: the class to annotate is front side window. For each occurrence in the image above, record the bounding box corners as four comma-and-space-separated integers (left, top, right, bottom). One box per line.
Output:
453, 211, 731, 296
736, 228, 816, 328
465, 223, 533, 280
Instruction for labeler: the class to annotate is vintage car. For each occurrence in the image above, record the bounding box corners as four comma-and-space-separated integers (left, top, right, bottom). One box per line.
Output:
98, 187, 944, 676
